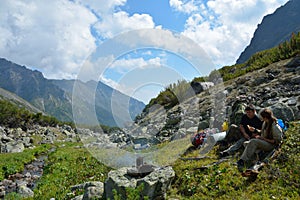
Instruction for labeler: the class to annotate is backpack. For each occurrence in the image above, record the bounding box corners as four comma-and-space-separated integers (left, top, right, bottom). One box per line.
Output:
277, 119, 288, 132
191, 131, 206, 148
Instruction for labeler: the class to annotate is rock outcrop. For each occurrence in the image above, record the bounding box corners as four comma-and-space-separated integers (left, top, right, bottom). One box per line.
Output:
236, 0, 300, 64
105, 166, 175, 200
117, 56, 300, 147
0, 125, 77, 153
70, 181, 104, 200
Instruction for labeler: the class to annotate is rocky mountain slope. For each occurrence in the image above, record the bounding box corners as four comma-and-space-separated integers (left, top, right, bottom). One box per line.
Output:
236, 0, 300, 64
51, 79, 145, 127
2, 56, 298, 199
123, 56, 300, 146
0, 57, 299, 200
0, 58, 73, 122
0, 58, 145, 127
0, 87, 43, 114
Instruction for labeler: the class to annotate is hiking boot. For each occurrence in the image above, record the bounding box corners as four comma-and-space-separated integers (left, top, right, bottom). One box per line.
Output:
237, 159, 245, 172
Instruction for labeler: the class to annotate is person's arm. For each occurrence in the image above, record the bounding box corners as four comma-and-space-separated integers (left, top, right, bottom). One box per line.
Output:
257, 123, 281, 144
252, 116, 263, 137
272, 124, 283, 144
240, 124, 250, 140
246, 125, 261, 138
256, 136, 275, 144
253, 128, 261, 134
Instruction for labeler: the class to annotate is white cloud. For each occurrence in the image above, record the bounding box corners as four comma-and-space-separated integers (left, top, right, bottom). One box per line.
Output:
0, 0, 157, 80
94, 11, 156, 39
111, 57, 163, 73
181, 0, 289, 67
169, 0, 198, 14
75, 0, 157, 39
0, 0, 97, 79
110, 29, 214, 76
0, 0, 290, 102
75, 0, 126, 15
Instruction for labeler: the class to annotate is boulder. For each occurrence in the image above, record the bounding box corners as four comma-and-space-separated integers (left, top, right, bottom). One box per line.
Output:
82, 182, 104, 200
17, 184, 34, 198
0, 183, 5, 198
197, 120, 209, 131
270, 103, 295, 122
71, 181, 104, 200
285, 56, 300, 69
4, 142, 25, 153
191, 81, 214, 94
105, 166, 175, 200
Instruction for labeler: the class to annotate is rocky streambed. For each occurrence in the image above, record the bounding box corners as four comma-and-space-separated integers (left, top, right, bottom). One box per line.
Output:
0, 147, 56, 198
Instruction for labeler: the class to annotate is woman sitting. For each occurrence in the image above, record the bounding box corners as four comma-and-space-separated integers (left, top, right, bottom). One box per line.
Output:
237, 108, 283, 172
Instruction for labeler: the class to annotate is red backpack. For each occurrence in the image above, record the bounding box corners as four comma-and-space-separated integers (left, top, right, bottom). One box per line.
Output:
191, 131, 206, 148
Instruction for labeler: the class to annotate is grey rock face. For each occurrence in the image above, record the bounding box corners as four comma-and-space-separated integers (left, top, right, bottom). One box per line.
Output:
71, 181, 104, 200
270, 103, 295, 122
236, 0, 300, 64
105, 166, 175, 200
17, 185, 34, 198
124, 57, 299, 148
4, 142, 25, 153
191, 81, 214, 94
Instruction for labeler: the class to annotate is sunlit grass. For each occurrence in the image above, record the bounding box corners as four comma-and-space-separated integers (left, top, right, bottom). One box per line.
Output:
30, 142, 111, 200
168, 121, 300, 199
2, 122, 299, 199
0, 144, 51, 181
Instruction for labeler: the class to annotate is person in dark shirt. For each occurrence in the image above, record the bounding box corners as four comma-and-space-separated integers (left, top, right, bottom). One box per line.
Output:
237, 108, 283, 172
219, 104, 263, 157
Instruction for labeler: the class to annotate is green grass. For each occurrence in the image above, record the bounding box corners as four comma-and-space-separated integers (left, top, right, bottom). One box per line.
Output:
31, 142, 111, 200
168, 121, 300, 199
2, 122, 299, 199
0, 144, 51, 181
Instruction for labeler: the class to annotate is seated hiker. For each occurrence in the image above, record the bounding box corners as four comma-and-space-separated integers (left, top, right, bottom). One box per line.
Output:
237, 108, 283, 172
219, 104, 263, 157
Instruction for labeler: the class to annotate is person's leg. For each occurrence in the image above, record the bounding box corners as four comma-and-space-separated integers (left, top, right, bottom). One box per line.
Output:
240, 139, 275, 162
222, 137, 247, 155
237, 139, 275, 172
223, 124, 242, 144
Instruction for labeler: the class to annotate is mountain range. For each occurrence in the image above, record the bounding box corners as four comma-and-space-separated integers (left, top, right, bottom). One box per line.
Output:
236, 0, 300, 64
0, 58, 145, 127
0, 0, 299, 128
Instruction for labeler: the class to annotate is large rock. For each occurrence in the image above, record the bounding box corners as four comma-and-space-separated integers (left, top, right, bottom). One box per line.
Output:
229, 102, 246, 125
4, 142, 25, 153
17, 181, 34, 198
71, 181, 104, 200
105, 166, 175, 200
270, 103, 295, 122
191, 81, 214, 94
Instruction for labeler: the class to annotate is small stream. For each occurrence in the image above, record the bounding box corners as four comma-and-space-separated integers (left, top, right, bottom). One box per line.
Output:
0, 147, 55, 198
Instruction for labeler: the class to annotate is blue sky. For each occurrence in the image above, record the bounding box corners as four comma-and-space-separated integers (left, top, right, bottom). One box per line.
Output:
0, 0, 290, 103
119, 0, 188, 31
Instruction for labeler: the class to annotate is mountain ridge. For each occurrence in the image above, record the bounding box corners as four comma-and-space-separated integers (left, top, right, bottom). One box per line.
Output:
0, 87, 44, 114
236, 0, 300, 64
0, 58, 145, 127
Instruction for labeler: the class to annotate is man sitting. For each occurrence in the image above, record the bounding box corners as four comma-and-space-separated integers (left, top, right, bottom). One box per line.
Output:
219, 104, 263, 157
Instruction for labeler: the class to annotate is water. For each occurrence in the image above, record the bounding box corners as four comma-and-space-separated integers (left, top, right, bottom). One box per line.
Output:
0, 147, 56, 197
